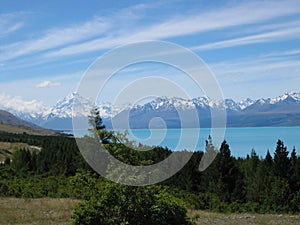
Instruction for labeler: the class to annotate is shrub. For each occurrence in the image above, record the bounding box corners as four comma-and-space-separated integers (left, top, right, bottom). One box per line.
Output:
72, 184, 193, 225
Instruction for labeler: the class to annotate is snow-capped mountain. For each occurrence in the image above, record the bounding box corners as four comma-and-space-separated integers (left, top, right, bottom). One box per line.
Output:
41, 92, 93, 119
239, 98, 255, 110
270, 91, 300, 104
35, 93, 128, 130
0, 93, 122, 130
131, 96, 251, 112
111, 91, 300, 129
133, 96, 197, 111
1, 91, 300, 130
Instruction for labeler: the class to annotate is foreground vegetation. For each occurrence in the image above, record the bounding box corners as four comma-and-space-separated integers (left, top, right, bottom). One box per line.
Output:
0, 197, 80, 225
0, 108, 300, 224
1, 197, 299, 225
188, 210, 300, 225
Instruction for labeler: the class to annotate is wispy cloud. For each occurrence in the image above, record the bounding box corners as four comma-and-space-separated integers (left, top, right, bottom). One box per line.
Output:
210, 55, 300, 84
261, 48, 300, 58
0, 16, 111, 61
193, 25, 300, 51
0, 12, 24, 37
44, 0, 300, 58
2, 0, 300, 61
208, 54, 300, 100
36, 80, 61, 88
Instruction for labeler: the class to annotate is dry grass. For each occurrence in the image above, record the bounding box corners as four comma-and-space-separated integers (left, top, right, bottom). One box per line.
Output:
188, 210, 300, 225
1, 198, 300, 225
0, 198, 81, 225
0, 123, 55, 136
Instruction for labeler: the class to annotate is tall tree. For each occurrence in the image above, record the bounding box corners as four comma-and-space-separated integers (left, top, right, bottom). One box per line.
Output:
217, 141, 244, 202
289, 147, 300, 193
265, 150, 273, 168
11, 148, 31, 174
273, 140, 290, 179
242, 149, 261, 202
88, 106, 112, 144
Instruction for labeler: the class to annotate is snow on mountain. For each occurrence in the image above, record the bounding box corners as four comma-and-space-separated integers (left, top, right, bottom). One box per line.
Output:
41, 92, 93, 119
44, 91, 300, 119
1, 91, 300, 130
246, 91, 300, 107
192, 97, 211, 108
239, 98, 255, 110
135, 96, 196, 111
223, 99, 241, 111
0, 93, 123, 127
40, 92, 128, 120
133, 96, 244, 112
127, 91, 300, 118
270, 91, 300, 104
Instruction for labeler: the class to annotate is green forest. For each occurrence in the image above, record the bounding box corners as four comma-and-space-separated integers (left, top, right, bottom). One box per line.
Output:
0, 110, 300, 224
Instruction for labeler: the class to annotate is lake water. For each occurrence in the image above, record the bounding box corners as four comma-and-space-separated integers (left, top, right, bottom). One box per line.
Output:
70, 127, 300, 158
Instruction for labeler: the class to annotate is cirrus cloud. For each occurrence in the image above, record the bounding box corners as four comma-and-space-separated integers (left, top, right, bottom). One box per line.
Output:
36, 80, 61, 88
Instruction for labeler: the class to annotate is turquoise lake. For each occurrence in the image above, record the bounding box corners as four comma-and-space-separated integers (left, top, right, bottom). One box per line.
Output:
71, 127, 300, 157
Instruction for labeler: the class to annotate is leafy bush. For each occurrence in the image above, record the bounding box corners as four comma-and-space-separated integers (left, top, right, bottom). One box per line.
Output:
72, 184, 193, 225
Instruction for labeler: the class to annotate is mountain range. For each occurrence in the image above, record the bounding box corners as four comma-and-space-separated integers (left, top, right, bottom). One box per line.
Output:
1, 92, 300, 130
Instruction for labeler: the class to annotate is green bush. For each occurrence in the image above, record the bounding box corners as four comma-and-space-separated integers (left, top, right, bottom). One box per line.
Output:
71, 200, 109, 225
72, 184, 193, 225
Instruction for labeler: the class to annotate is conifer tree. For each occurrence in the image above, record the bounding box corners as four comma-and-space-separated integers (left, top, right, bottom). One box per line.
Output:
273, 140, 290, 179
88, 106, 112, 144
289, 147, 300, 193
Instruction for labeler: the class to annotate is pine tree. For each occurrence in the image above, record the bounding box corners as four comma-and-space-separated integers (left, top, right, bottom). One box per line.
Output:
199, 136, 219, 193
88, 106, 105, 133
243, 149, 261, 202
273, 140, 290, 179
11, 148, 31, 174
216, 141, 245, 202
88, 106, 112, 144
289, 147, 300, 193
265, 150, 273, 168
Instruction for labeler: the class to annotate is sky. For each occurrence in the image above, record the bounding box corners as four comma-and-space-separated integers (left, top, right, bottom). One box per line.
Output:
1, 0, 300, 112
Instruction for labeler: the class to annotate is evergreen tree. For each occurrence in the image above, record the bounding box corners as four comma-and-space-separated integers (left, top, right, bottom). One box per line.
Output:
289, 147, 300, 193
88, 106, 113, 144
273, 140, 290, 179
199, 136, 219, 193
265, 150, 273, 168
217, 141, 244, 202
88, 106, 105, 132
242, 149, 261, 202
11, 148, 31, 174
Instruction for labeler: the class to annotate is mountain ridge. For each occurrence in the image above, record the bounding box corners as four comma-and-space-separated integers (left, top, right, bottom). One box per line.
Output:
1, 91, 300, 130
0, 110, 55, 135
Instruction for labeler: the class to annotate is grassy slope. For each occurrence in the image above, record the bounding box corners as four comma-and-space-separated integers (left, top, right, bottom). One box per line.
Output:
0, 198, 300, 225
0, 198, 81, 225
189, 210, 300, 225
0, 123, 55, 136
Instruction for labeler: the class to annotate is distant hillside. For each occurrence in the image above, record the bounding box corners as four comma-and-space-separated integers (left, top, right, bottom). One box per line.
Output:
0, 110, 55, 135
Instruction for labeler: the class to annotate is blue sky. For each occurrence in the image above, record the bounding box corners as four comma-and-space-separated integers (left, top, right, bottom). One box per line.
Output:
1, 0, 300, 111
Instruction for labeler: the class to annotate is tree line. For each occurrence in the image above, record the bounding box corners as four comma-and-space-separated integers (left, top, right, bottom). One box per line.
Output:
0, 108, 299, 223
